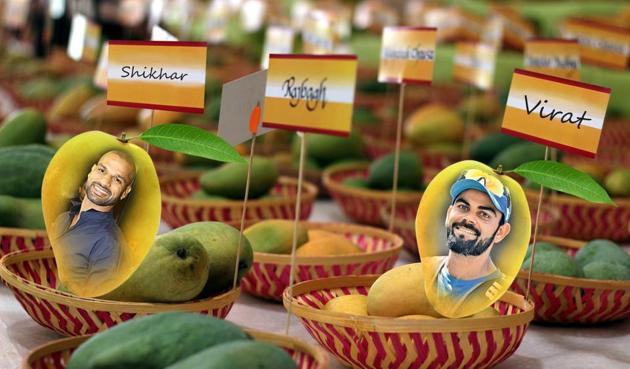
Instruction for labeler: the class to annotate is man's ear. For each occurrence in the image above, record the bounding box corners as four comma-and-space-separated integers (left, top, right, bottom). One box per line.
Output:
121, 185, 132, 200
493, 223, 511, 244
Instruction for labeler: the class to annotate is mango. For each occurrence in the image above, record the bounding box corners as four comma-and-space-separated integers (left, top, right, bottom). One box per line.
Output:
100, 233, 210, 302
67, 312, 249, 369
575, 239, 630, 269
297, 131, 364, 167
244, 220, 308, 254
80, 95, 139, 126
582, 261, 630, 280
189, 190, 228, 200
490, 142, 547, 170
19, 78, 62, 100
307, 229, 340, 241
524, 242, 563, 260
0, 195, 45, 229
521, 251, 582, 277
0, 144, 55, 198
367, 263, 441, 318
367, 151, 423, 190
604, 169, 630, 197
169, 222, 253, 297
457, 93, 500, 123
469, 133, 524, 164
343, 177, 370, 189
324, 295, 368, 316
165, 340, 297, 369
199, 156, 278, 199
0, 109, 46, 147
48, 83, 99, 121
573, 163, 607, 184
470, 307, 500, 318
396, 315, 437, 320
405, 104, 464, 146
296, 236, 364, 256
138, 109, 183, 131
46, 134, 73, 150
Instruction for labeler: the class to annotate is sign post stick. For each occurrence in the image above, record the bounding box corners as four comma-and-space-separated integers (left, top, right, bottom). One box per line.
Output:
525, 146, 549, 301
388, 82, 406, 232
461, 85, 474, 159
285, 131, 306, 335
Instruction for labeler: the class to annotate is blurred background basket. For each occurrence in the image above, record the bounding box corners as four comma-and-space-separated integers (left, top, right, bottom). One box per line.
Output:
22, 328, 330, 369
241, 222, 403, 301
284, 275, 534, 369
161, 174, 318, 228
0, 249, 239, 336
511, 235, 630, 324
0, 227, 48, 258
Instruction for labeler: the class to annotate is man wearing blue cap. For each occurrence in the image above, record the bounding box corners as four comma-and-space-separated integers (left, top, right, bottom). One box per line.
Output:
424, 169, 512, 317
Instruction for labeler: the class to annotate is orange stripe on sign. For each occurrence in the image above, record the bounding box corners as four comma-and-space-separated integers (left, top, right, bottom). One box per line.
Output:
108, 81, 205, 109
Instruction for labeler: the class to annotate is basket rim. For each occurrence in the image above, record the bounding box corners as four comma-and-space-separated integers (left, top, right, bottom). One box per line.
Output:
0, 249, 241, 312
322, 162, 424, 202
0, 226, 47, 237
252, 222, 403, 265
22, 328, 330, 369
160, 174, 319, 206
517, 235, 630, 290
283, 275, 534, 333
524, 188, 630, 207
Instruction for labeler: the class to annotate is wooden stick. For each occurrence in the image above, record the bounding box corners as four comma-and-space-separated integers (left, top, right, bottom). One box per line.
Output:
461, 85, 474, 159
388, 83, 406, 232
525, 145, 550, 301
145, 109, 155, 154
285, 131, 306, 335
233, 135, 257, 290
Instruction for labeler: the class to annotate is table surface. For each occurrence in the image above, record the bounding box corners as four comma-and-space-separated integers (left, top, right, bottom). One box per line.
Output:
2, 201, 629, 369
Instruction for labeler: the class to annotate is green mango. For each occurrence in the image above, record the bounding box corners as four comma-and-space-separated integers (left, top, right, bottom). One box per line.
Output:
18, 78, 62, 100
100, 233, 210, 302
575, 239, 630, 269
297, 132, 364, 167
199, 156, 278, 199
343, 177, 370, 189
169, 222, 254, 297
582, 261, 630, 280
165, 341, 297, 369
189, 190, 228, 200
0, 195, 45, 229
524, 242, 563, 261
0, 109, 47, 147
469, 133, 524, 164
0, 144, 55, 198
521, 250, 582, 277
244, 220, 308, 254
490, 142, 548, 170
66, 312, 249, 369
367, 151, 423, 190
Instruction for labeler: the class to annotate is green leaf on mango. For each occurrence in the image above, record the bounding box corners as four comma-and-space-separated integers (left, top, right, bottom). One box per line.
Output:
139, 124, 245, 164
513, 160, 615, 205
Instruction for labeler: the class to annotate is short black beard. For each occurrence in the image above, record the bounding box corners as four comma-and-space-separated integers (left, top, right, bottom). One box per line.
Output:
446, 221, 498, 256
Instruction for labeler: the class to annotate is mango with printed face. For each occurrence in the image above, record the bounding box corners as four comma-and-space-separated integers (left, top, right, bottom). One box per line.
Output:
416, 160, 530, 318
42, 131, 161, 298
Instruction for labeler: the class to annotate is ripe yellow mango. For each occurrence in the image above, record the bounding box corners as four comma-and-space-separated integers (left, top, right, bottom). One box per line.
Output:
324, 295, 368, 316
296, 235, 364, 256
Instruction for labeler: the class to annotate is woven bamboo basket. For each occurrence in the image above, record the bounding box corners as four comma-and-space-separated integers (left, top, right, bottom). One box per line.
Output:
379, 204, 561, 257
511, 235, 630, 324
0, 249, 239, 336
525, 189, 630, 241
161, 174, 318, 228
0, 227, 49, 258
241, 222, 403, 301
22, 328, 329, 369
323, 163, 423, 226
284, 275, 534, 369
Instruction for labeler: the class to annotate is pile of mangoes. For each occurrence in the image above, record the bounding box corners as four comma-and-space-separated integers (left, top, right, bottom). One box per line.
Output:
522, 240, 630, 280
572, 163, 630, 198
342, 151, 424, 192
67, 312, 297, 369
404, 103, 464, 158
245, 220, 364, 257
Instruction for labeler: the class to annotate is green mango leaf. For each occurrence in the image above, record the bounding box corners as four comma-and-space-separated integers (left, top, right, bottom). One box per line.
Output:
139, 124, 245, 164
513, 160, 615, 205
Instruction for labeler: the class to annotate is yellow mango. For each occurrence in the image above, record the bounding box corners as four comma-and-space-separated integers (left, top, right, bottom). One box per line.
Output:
296, 236, 364, 256
324, 295, 368, 316
396, 315, 438, 320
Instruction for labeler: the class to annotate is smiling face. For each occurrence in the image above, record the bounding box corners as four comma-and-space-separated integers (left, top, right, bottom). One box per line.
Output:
445, 189, 511, 256
84, 151, 135, 209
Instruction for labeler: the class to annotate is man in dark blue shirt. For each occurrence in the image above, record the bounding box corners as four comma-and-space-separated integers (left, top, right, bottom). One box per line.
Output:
53, 150, 136, 296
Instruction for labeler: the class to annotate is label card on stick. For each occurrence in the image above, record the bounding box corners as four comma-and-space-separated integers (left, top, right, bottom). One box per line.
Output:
261, 26, 294, 69
262, 54, 358, 137
453, 42, 497, 90
67, 14, 101, 63
151, 25, 178, 41
218, 70, 274, 145
378, 27, 436, 85
501, 68, 611, 158
492, 5, 535, 50
302, 11, 335, 54
93, 43, 108, 89
561, 18, 630, 70
524, 39, 580, 81
107, 40, 207, 113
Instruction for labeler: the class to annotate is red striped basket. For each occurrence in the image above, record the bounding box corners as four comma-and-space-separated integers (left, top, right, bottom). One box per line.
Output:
22, 329, 329, 369
161, 174, 318, 228
0, 227, 48, 258
0, 249, 239, 336
284, 275, 533, 369
511, 235, 630, 324
241, 222, 403, 301
323, 163, 423, 226
525, 190, 630, 242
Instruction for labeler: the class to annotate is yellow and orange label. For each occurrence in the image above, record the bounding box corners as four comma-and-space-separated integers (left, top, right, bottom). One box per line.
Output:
67, 14, 101, 63
501, 69, 611, 158
453, 42, 497, 90
262, 54, 358, 137
561, 18, 630, 70
378, 26, 436, 85
492, 5, 535, 50
302, 10, 336, 54
261, 26, 294, 69
524, 39, 580, 81
107, 41, 207, 113
93, 43, 108, 89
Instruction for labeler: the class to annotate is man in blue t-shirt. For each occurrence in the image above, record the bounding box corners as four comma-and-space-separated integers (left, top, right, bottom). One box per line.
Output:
53, 150, 136, 295
424, 169, 512, 317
